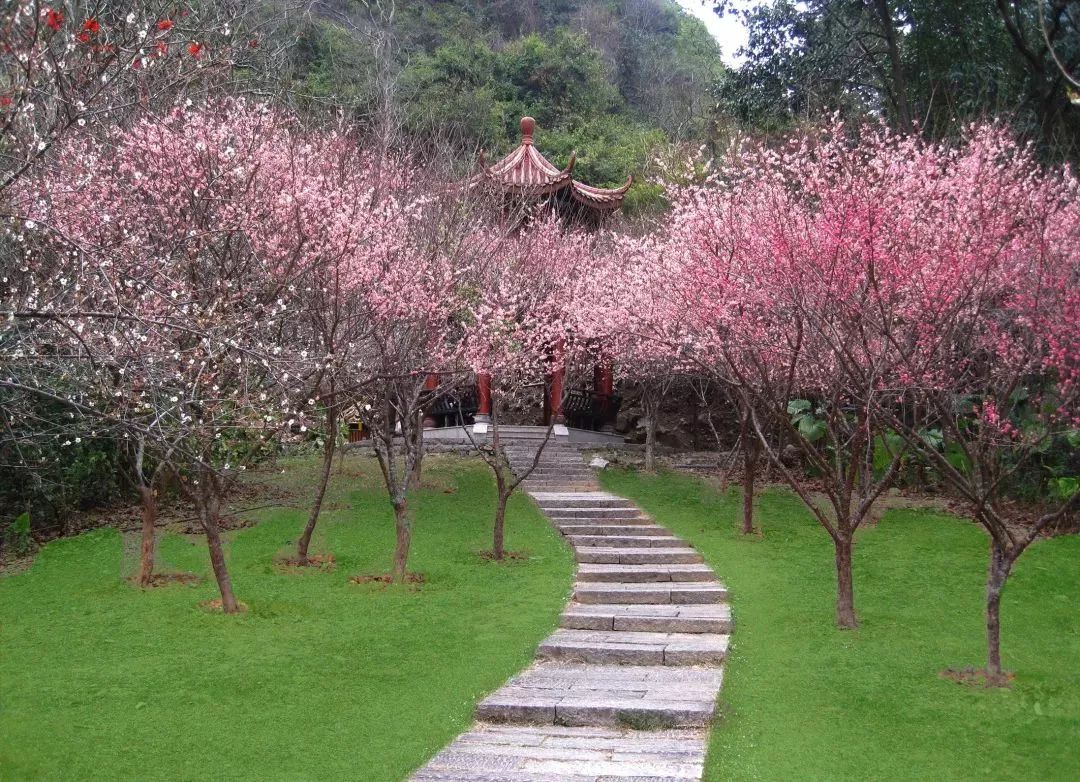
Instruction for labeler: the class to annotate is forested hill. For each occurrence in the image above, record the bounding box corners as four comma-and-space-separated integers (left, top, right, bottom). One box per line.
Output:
289, 1, 725, 199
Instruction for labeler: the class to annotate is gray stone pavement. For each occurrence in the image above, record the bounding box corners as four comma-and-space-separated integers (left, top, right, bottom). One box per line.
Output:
411, 445, 730, 781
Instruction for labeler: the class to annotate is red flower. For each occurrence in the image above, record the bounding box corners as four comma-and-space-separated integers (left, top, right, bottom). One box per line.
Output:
187, 42, 202, 58
248, 38, 259, 48
0, 95, 12, 107
82, 18, 101, 34
77, 31, 91, 43
44, 8, 63, 31
154, 41, 169, 57
157, 19, 173, 31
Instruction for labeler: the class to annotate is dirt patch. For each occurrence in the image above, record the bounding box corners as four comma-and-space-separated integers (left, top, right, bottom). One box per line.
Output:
475, 549, 531, 562
320, 502, 352, 512
0, 553, 35, 578
140, 572, 201, 587
199, 598, 250, 613
178, 515, 258, 535
940, 666, 1015, 688
349, 572, 426, 585
276, 553, 336, 571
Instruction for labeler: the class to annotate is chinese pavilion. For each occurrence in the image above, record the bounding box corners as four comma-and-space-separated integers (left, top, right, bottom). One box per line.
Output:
426, 118, 628, 435
472, 116, 632, 225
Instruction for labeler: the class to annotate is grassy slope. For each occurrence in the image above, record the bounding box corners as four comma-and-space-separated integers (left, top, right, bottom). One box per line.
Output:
600, 468, 1080, 782
0, 454, 573, 781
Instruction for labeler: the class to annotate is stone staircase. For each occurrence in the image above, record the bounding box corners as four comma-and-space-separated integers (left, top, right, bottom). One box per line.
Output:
411, 441, 730, 781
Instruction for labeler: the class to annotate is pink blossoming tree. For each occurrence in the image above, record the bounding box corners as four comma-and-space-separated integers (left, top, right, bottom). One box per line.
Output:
462, 214, 594, 559
864, 126, 1079, 684
0, 1, 297, 197
666, 126, 933, 629
6, 100, 323, 611
345, 190, 481, 582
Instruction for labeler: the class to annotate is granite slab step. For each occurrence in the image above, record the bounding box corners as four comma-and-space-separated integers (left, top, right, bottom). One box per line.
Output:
550, 516, 649, 525
556, 524, 670, 537
552, 517, 651, 527
517, 466, 591, 471
412, 724, 707, 781
521, 474, 596, 479
561, 603, 734, 634
529, 492, 635, 509
537, 629, 729, 665
567, 535, 683, 548
475, 662, 723, 728
574, 547, 703, 565
576, 563, 715, 583
539, 506, 644, 518
523, 481, 597, 488
573, 582, 729, 605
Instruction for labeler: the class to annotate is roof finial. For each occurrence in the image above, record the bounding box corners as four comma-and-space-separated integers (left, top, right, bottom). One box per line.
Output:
520, 116, 535, 145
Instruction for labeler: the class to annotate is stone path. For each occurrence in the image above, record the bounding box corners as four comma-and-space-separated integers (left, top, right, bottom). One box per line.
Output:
412, 443, 730, 781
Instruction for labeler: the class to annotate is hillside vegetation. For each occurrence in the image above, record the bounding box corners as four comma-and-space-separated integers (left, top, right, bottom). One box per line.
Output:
290, 1, 725, 194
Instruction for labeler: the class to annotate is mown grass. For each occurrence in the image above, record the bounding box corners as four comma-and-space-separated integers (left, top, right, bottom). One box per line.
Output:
0, 453, 573, 781
600, 467, 1080, 782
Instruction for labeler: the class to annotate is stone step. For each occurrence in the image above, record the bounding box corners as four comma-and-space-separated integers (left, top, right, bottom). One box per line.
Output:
508, 457, 584, 462
566, 535, 683, 548
577, 563, 715, 583
496, 433, 563, 441
523, 475, 595, 481
551, 516, 654, 528
573, 582, 729, 605
541, 506, 644, 518
510, 458, 587, 465
527, 492, 632, 509
557, 524, 670, 537
575, 547, 703, 565
411, 724, 707, 781
526, 483, 599, 491
520, 473, 596, 479
520, 472, 592, 479
536, 629, 729, 666
516, 466, 589, 471
561, 603, 733, 634
475, 662, 723, 729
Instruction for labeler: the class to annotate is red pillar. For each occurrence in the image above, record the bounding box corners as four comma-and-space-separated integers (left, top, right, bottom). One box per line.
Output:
422, 373, 438, 429
599, 362, 614, 431
476, 373, 492, 423
593, 361, 614, 431
599, 363, 614, 398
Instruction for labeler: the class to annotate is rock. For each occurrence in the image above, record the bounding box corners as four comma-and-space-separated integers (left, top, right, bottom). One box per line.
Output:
588, 456, 609, 469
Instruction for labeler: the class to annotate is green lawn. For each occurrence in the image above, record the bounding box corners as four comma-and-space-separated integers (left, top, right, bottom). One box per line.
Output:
599, 467, 1080, 782
0, 454, 574, 781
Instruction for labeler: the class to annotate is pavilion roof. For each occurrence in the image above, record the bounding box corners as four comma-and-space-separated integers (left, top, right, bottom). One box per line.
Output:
474, 117, 632, 212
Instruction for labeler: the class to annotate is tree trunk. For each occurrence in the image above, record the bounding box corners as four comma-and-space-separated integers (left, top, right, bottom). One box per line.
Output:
201, 498, 240, 613
391, 498, 412, 583
297, 409, 337, 563
873, 0, 913, 133
834, 534, 858, 629
984, 539, 1014, 686
740, 407, 758, 535
137, 484, 157, 587
644, 415, 657, 472
409, 411, 424, 490
492, 491, 508, 560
